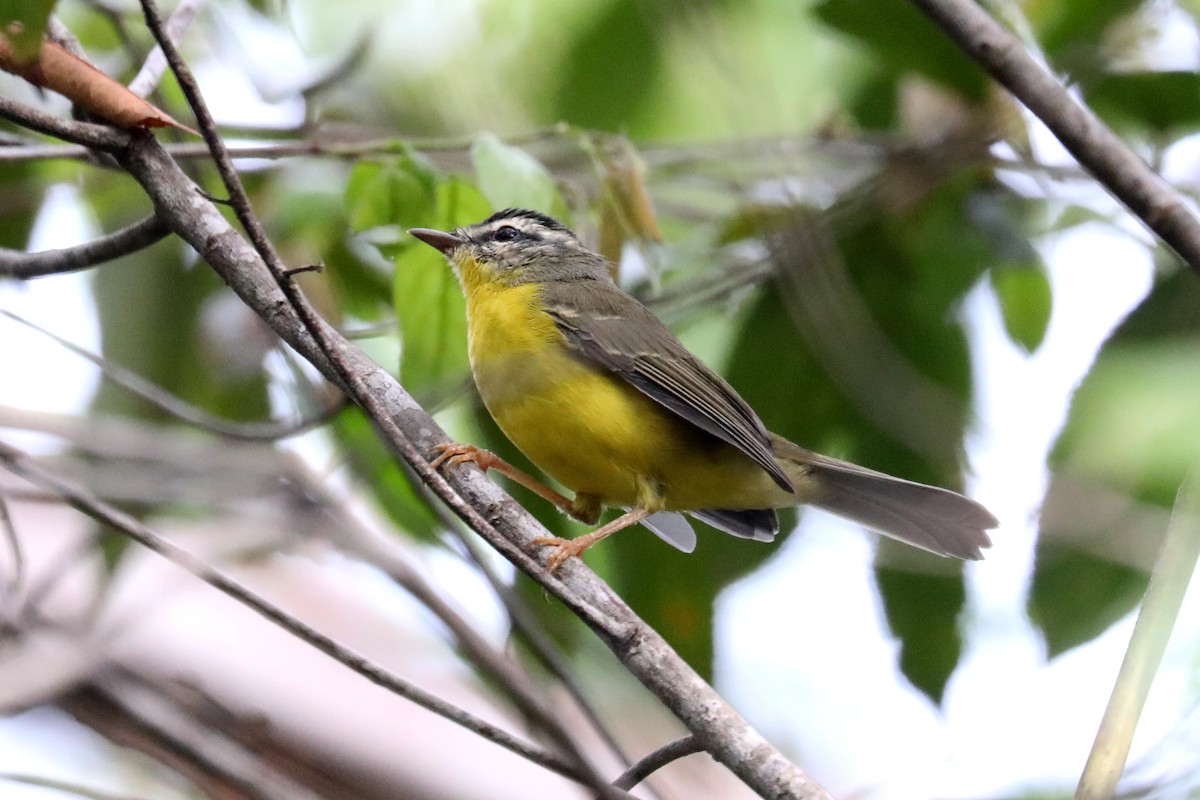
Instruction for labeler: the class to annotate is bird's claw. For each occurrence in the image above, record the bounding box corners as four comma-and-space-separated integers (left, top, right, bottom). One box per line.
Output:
532, 536, 582, 572
430, 442, 499, 473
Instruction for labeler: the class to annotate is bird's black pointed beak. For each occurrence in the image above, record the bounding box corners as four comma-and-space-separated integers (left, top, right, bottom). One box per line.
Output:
408, 227, 465, 254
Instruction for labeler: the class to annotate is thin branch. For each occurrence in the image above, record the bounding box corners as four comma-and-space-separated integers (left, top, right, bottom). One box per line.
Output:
0, 215, 169, 278
907, 0, 1200, 274
60, 680, 329, 800
0, 95, 128, 150
0, 439, 593, 785
303, 464, 622, 778
0, 489, 23, 598
0, 772, 151, 800
1076, 468, 1200, 799
613, 735, 705, 791
0, 310, 346, 442
439, 507, 641, 777
127, 0, 205, 99
60, 681, 326, 800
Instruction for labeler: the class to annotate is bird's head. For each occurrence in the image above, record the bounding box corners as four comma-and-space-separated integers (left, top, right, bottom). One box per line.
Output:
409, 208, 610, 290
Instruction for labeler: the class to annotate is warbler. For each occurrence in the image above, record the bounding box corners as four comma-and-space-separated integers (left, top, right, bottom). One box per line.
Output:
410, 209, 997, 570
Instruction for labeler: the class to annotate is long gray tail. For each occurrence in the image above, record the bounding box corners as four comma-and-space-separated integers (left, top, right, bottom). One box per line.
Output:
775, 438, 997, 559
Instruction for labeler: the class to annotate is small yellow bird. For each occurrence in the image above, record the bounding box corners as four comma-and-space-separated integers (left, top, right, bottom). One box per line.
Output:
410, 209, 996, 570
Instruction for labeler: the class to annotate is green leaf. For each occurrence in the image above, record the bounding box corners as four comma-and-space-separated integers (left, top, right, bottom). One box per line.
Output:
332, 409, 439, 542
1027, 0, 1141, 66
812, 0, 987, 101
991, 264, 1053, 353
876, 560, 966, 703
1086, 71, 1200, 135
345, 157, 437, 232
721, 178, 1003, 700
470, 133, 565, 215
1, 0, 57, 62
550, 0, 664, 132
393, 178, 491, 397
1028, 540, 1146, 657
393, 242, 468, 396
1111, 259, 1200, 341
1050, 339, 1200, 506
1034, 272, 1199, 655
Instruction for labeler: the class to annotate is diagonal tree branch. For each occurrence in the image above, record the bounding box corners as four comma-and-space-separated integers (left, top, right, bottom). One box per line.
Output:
614, 734, 706, 791
907, 0, 1200, 274
0, 310, 346, 441
0, 95, 129, 151
0, 215, 169, 278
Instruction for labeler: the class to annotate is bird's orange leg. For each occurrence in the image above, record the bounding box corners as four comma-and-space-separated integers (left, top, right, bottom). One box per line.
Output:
533, 507, 651, 572
430, 443, 597, 523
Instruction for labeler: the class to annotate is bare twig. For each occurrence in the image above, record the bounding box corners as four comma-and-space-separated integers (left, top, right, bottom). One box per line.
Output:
0, 772, 151, 800
0, 490, 22, 598
0, 95, 128, 150
304, 466, 623, 777
0, 439, 589, 785
0, 310, 345, 442
61, 678, 329, 800
613, 735, 705, 790
907, 0, 1200, 273
441, 512, 640, 776
0, 216, 169, 278
1076, 469, 1200, 800
127, 0, 205, 98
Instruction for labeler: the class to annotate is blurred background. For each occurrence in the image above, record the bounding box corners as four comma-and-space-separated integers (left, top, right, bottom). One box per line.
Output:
2, 0, 1200, 797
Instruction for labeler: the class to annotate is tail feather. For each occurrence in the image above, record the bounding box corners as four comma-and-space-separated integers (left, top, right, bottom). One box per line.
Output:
774, 438, 997, 559
691, 508, 779, 542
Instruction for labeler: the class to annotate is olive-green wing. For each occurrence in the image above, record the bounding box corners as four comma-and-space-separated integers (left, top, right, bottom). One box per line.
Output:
541, 281, 793, 493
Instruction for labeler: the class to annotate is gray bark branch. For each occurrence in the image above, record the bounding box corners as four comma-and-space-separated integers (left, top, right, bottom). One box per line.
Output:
908, 0, 1200, 274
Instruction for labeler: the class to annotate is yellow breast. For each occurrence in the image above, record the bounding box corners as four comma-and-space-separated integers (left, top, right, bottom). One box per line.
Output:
462, 276, 787, 512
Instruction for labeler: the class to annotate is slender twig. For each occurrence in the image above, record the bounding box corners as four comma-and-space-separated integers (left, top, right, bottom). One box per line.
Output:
0, 439, 590, 784
0, 95, 128, 150
1076, 469, 1200, 800
127, 0, 205, 98
300, 462, 617, 772
444, 513, 641, 776
613, 735, 705, 791
0, 772, 150, 800
907, 0, 1200, 274
0, 215, 169, 278
0, 490, 23, 598
1, 310, 346, 441
59, 679, 328, 800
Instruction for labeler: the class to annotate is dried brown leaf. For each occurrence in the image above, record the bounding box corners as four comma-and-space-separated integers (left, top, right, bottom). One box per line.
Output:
597, 137, 662, 272
0, 33, 196, 134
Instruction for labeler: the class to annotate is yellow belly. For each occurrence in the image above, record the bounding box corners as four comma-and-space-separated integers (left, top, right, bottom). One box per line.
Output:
465, 281, 786, 511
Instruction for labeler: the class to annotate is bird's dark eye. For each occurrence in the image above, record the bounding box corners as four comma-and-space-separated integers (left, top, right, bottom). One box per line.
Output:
493, 225, 520, 242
